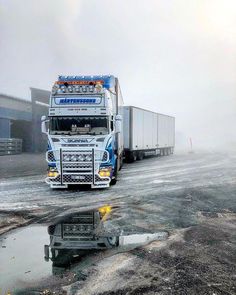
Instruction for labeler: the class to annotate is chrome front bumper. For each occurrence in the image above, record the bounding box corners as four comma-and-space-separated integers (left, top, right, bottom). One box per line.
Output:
46, 148, 110, 188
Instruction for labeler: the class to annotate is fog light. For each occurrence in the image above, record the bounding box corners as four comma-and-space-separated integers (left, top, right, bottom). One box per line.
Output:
99, 205, 112, 216
48, 170, 59, 178
79, 225, 85, 231
61, 86, 66, 92
68, 85, 73, 92
72, 225, 77, 231
99, 169, 111, 177
86, 225, 93, 231
64, 225, 71, 232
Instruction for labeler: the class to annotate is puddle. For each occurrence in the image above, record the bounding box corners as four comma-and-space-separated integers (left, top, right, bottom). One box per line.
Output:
44, 206, 168, 268
0, 206, 169, 293
0, 225, 50, 294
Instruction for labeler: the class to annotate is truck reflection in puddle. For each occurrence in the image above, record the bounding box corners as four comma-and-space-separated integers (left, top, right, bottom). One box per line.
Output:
44, 205, 168, 272
44, 206, 118, 266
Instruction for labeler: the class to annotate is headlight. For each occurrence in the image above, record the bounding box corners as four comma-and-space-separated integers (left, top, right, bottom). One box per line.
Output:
95, 83, 102, 92
64, 225, 71, 232
63, 155, 70, 161
78, 155, 84, 161
70, 155, 77, 161
85, 154, 92, 161
86, 225, 93, 231
79, 225, 85, 231
61, 86, 66, 92
68, 85, 73, 92
72, 225, 77, 231
52, 84, 59, 95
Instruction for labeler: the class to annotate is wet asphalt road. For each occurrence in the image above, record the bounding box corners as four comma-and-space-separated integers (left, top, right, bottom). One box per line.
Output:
0, 151, 236, 294
0, 151, 236, 233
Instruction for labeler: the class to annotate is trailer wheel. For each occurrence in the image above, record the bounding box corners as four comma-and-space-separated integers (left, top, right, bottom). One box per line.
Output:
132, 152, 137, 162
127, 152, 137, 162
137, 152, 144, 160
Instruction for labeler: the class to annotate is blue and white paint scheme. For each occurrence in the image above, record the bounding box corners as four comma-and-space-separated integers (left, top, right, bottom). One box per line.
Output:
41, 75, 124, 189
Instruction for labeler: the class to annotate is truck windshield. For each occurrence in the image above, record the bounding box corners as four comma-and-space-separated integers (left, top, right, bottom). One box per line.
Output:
50, 116, 109, 135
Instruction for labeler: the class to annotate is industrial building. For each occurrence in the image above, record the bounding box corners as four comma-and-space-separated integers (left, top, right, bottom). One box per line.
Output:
0, 88, 50, 154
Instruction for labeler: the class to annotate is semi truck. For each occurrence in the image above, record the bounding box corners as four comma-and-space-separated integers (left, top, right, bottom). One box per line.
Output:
41, 75, 124, 189
44, 206, 118, 265
41, 75, 175, 189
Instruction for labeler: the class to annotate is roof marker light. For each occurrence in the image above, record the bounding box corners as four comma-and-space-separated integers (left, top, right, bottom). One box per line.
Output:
68, 85, 73, 92
61, 85, 66, 93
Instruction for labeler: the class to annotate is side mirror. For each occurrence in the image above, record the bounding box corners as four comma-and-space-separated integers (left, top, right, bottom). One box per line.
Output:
115, 114, 122, 133
41, 115, 48, 134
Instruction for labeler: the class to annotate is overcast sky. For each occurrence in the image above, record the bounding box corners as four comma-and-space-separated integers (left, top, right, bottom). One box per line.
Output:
0, 0, 235, 149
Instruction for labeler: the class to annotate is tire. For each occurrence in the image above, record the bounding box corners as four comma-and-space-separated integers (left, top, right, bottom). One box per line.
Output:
106, 236, 119, 247
137, 152, 144, 160
132, 152, 137, 162
119, 154, 124, 170
127, 152, 137, 163
110, 160, 117, 185
51, 249, 71, 266
110, 178, 117, 185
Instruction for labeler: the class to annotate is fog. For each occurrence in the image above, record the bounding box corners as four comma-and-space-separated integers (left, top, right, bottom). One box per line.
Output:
0, 0, 235, 150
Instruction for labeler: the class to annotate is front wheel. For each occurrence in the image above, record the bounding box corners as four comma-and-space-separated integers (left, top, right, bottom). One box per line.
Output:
110, 160, 117, 185
110, 177, 117, 185
107, 236, 119, 247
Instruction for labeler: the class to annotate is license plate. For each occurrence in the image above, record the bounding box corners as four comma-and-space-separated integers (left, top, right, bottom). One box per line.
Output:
71, 175, 85, 180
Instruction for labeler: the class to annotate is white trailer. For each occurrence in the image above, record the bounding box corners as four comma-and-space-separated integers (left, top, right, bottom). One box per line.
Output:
123, 106, 175, 162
